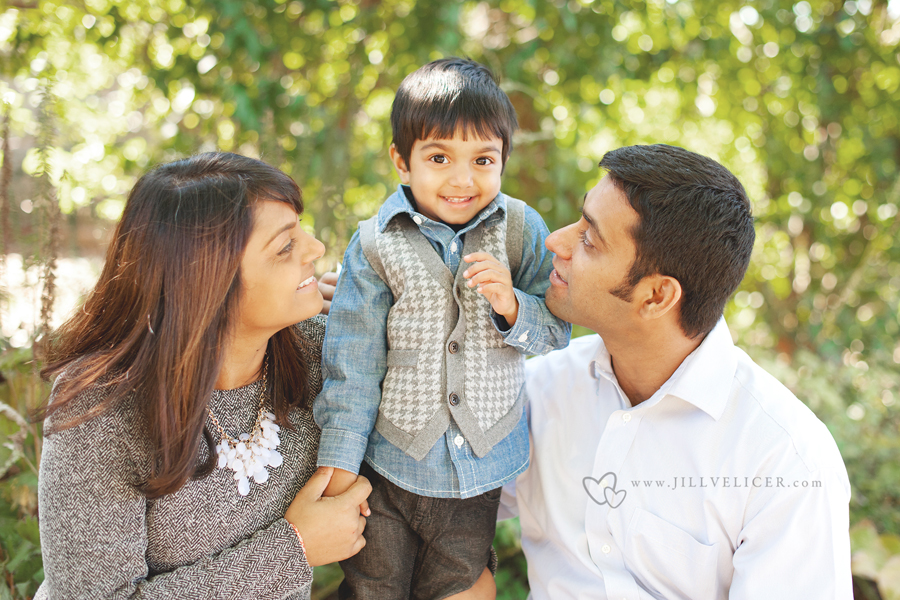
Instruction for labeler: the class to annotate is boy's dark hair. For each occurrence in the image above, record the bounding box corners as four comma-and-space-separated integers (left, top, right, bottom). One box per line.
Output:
599, 144, 755, 339
390, 57, 518, 169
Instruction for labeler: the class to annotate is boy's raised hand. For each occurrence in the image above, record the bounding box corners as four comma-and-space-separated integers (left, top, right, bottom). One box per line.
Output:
463, 252, 519, 327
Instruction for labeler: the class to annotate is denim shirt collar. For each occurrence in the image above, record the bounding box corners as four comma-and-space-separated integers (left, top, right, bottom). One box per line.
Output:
376, 184, 508, 235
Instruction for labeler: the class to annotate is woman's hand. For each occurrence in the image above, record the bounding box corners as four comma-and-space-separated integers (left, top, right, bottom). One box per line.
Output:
285, 466, 372, 566
319, 272, 339, 314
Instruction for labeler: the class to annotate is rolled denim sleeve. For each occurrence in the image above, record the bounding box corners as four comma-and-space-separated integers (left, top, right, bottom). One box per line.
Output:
492, 206, 571, 355
313, 231, 391, 474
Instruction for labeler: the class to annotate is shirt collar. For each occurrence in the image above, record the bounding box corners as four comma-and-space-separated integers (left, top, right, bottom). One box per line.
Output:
376, 184, 507, 233
664, 318, 737, 420
589, 318, 737, 420
589, 337, 613, 381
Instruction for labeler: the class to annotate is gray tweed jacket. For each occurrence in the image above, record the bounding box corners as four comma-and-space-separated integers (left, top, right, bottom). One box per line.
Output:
36, 316, 325, 600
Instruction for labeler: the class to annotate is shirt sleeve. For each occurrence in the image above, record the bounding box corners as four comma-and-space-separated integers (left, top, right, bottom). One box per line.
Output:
492, 205, 571, 355
497, 480, 520, 520
313, 230, 391, 474
498, 372, 539, 522
729, 463, 852, 599
37, 408, 312, 599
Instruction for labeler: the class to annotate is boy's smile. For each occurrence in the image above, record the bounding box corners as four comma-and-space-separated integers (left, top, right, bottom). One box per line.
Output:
390, 132, 504, 225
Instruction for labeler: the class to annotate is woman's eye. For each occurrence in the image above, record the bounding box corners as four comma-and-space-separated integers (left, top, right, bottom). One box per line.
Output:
278, 239, 295, 256
430, 155, 447, 164
475, 157, 494, 166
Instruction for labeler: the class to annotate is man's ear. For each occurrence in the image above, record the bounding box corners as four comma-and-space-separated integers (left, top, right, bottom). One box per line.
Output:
637, 274, 682, 320
389, 144, 411, 184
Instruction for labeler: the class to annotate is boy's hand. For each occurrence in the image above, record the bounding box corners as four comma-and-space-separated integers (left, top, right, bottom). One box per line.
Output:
322, 466, 361, 496
463, 252, 519, 327
322, 467, 370, 516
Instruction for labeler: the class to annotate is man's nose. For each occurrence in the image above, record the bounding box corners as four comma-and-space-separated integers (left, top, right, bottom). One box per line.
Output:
545, 222, 576, 259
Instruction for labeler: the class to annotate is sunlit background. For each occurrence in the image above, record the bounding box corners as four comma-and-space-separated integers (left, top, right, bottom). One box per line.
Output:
1, 0, 899, 597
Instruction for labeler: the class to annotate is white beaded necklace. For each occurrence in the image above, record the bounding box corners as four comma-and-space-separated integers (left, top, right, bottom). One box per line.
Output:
207, 360, 283, 496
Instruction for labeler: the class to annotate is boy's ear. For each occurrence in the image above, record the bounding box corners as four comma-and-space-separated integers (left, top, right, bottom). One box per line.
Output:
389, 144, 411, 184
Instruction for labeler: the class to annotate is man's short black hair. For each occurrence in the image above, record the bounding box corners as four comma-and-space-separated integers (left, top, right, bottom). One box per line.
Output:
600, 144, 755, 339
390, 57, 518, 170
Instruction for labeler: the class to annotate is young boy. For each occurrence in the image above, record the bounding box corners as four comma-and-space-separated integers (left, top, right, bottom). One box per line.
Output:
314, 58, 571, 599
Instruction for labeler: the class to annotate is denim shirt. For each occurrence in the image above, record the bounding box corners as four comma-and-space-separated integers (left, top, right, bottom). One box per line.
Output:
315, 185, 571, 498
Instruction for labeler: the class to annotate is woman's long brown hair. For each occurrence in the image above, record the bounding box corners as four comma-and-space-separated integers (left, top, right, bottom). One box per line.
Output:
38, 152, 311, 499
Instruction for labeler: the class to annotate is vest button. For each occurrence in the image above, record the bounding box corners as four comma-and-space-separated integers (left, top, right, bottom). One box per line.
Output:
448, 341, 459, 354
448, 393, 460, 406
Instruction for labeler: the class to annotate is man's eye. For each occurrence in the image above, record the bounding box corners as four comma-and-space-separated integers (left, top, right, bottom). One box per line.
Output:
430, 155, 447, 164
475, 157, 494, 166
579, 230, 593, 249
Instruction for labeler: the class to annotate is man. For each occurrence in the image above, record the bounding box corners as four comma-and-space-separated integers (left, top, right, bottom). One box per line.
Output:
498, 144, 852, 599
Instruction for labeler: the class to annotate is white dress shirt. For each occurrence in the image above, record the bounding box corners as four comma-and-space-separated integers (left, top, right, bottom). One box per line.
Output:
500, 319, 852, 599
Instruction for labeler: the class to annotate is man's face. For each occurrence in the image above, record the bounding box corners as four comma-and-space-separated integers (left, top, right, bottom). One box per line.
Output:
545, 176, 640, 334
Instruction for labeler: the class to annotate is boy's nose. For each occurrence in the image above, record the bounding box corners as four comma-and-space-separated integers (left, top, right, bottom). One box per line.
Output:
448, 164, 474, 188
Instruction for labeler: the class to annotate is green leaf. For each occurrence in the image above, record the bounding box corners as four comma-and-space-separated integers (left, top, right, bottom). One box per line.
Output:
15, 516, 40, 547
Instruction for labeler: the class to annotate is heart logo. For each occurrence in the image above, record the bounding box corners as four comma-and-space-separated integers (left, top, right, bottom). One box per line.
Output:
582, 471, 626, 509
603, 485, 627, 508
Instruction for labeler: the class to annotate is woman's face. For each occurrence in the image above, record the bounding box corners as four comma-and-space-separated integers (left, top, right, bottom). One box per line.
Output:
237, 199, 326, 338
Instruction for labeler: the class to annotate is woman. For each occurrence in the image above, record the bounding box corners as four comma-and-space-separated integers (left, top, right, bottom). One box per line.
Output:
35, 152, 370, 599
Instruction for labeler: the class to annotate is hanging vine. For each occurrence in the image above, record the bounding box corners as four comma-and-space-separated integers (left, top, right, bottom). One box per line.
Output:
0, 102, 10, 336
33, 82, 61, 363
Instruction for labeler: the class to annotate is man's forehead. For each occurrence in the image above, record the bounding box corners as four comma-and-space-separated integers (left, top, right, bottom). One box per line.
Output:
581, 182, 607, 228
581, 176, 637, 239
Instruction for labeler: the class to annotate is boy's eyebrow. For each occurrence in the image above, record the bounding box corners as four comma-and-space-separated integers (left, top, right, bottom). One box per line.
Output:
474, 143, 502, 154
418, 141, 502, 154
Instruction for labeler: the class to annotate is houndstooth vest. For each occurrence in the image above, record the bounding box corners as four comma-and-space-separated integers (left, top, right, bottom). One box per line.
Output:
358, 198, 526, 460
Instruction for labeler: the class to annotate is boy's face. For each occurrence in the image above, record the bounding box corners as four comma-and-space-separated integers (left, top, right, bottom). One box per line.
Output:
389, 132, 504, 225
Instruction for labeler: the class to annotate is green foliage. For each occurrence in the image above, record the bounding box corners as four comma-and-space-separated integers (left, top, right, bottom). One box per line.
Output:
851, 520, 900, 600
1, 0, 898, 597
494, 519, 530, 599
2, 0, 898, 365
0, 346, 46, 600
311, 563, 343, 599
